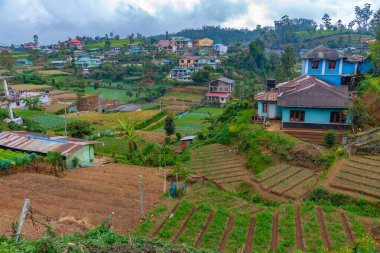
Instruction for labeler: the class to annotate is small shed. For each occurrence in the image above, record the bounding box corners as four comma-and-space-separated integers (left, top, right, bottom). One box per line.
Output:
0, 131, 101, 168
180, 136, 196, 150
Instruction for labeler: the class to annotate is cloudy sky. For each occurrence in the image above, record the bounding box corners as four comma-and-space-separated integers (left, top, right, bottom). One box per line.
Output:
0, 0, 378, 45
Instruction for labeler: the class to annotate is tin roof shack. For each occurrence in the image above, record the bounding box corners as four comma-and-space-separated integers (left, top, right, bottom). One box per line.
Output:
0, 131, 101, 168
181, 136, 196, 151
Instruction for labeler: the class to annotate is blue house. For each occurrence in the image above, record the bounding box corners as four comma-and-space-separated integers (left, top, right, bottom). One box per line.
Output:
301, 45, 372, 86
253, 45, 374, 130
255, 75, 352, 130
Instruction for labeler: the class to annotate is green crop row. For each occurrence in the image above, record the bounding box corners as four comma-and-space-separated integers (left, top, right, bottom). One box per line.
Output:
278, 205, 296, 253
177, 203, 212, 246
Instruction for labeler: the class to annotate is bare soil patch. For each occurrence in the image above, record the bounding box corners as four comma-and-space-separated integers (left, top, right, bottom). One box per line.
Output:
0, 163, 162, 240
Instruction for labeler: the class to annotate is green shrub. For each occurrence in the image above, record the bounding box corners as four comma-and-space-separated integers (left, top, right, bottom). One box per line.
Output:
324, 130, 337, 148
175, 132, 182, 141
164, 136, 170, 145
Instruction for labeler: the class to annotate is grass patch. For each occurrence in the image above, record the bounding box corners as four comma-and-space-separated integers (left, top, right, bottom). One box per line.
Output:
85, 87, 147, 102
30, 114, 77, 130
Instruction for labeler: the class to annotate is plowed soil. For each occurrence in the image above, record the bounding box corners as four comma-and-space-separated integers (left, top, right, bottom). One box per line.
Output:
0, 164, 162, 239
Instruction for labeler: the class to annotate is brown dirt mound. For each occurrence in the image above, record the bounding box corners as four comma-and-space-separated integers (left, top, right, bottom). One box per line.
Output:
288, 143, 326, 170
0, 162, 65, 178
0, 163, 163, 240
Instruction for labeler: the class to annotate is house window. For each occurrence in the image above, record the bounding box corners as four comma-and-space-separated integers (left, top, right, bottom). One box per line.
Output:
181, 60, 184, 63
330, 112, 346, 124
328, 60, 336, 70
187, 60, 191, 63
224, 88, 228, 92
311, 60, 319, 70
290, 110, 305, 122
262, 103, 268, 113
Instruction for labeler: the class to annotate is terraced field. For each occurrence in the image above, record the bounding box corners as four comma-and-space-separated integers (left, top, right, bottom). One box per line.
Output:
66, 110, 160, 126
252, 164, 319, 200
136, 196, 377, 252
326, 155, 380, 201
187, 144, 253, 190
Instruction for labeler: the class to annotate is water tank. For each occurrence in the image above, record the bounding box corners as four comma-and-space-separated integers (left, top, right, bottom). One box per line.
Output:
266, 78, 276, 90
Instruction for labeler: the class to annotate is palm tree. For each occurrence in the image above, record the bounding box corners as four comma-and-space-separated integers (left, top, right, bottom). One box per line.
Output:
202, 113, 219, 126
119, 119, 140, 153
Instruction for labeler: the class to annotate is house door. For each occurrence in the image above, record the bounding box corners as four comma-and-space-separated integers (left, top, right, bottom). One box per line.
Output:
268, 104, 276, 119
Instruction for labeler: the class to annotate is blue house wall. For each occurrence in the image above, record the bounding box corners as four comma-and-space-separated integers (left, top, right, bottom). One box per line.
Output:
257, 101, 267, 117
301, 58, 372, 86
257, 101, 281, 118
282, 107, 351, 124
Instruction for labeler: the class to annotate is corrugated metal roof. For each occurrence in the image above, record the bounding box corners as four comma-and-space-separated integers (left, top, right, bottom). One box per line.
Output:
254, 91, 279, 101
217, 77, 235, 84
301, 45, 345, 59
206, 92, 230, 98
0, 131, 100, 157
277, 75, 351, 108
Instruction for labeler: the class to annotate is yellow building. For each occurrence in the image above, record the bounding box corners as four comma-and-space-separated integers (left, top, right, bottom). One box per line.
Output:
193, 38, 214, 47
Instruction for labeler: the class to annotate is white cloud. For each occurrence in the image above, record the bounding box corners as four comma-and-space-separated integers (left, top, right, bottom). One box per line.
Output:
0, 0, 378, 44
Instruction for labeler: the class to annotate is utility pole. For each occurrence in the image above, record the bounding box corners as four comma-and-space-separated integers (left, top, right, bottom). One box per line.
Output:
15, 199, 30, 242
64, 106, 67, 136
138, 175, 145, 219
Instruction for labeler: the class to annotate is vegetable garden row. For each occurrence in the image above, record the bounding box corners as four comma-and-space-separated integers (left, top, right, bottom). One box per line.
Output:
188, 144, 253, 190
136, 199, 377, 252
254, 164, 319, 200
327, 156, 380, 201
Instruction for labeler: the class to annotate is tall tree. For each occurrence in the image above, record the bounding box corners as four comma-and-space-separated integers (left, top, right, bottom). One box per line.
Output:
322, 14, 332, 30
354, 3, 373, 32
0, 51, 15, 73
275, 45, 298, 82
369, 24, 380, 71
164, 113, 175, 136
369, 8, 380, 34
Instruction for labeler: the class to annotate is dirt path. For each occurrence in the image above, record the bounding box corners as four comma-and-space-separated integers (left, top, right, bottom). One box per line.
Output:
218, 214, 235, 252
194, 209, 215, 247
339, 211, 355, 245
270, 211, 279, 252
295, 205, 305, 251
315, 206, 332, 251
244, 216, 256, 253
247, 179, 288, 203
171, 206, 196, 243
151, 201, 180, 237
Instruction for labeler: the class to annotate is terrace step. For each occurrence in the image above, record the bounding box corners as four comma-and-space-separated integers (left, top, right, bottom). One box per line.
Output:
195, 165, 245, 173
215, 175, 250, 184
191, 160, 245, 169
207, 171, 251, 181
282, 129, 344, 146
202, 167, 248, 176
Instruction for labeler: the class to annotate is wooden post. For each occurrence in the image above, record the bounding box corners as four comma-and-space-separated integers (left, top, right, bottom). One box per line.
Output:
138, 175, 145, 219
15, 199, 30, 242
176, 173, 179, 185
163, 170, 167, 194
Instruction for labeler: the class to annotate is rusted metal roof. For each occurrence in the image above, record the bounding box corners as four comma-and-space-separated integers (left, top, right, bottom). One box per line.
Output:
0, 131, 100, 157
206, 92, 230, 98
254, 91, 279, 101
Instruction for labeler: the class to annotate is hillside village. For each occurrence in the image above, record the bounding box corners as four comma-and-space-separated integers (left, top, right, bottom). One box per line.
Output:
0, 2, 380, 253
